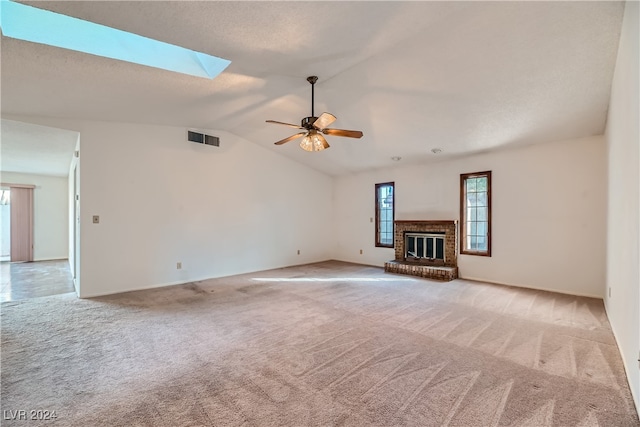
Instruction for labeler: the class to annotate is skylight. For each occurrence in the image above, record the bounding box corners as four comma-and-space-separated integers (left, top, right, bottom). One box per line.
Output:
0, 0, 230, 79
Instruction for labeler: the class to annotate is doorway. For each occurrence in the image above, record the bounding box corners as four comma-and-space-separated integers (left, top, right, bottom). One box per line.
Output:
1, 118, 80, 299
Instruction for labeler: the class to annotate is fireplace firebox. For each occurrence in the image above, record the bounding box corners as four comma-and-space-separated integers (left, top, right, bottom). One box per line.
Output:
405, 232, 446, 264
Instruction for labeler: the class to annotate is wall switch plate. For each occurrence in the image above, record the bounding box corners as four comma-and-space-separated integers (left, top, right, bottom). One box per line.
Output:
177, 262, 182, 269
360, 249, 363, 254
609, 287, 611, 297
92, 215, 99, 224
297, 250, 300, 255
370, 217, 373, 223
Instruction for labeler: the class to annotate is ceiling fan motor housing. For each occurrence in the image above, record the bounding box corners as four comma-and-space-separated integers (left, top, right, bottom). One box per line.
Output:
301, 116, 319, 129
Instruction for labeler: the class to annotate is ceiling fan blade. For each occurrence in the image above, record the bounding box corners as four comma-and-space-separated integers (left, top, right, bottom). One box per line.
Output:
274, 132, 307, 145
266, 120, 305, 130
312, 112, 337, 130
322, 128, 364, 139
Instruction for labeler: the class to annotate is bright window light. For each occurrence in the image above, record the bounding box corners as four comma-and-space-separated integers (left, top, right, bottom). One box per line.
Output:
251, 277, 416, 283
0, 0, 230, 79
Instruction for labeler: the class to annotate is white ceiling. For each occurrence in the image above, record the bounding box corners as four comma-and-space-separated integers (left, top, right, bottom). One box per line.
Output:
0, 119, 78, 177
1, 1, 624, 176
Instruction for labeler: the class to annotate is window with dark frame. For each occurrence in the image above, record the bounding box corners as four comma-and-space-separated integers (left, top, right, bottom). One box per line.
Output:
460, 171, 491, 256
375, 182, 395, 248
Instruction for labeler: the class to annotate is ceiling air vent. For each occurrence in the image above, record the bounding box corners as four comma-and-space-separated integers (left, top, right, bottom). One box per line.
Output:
188, 130, 219, 147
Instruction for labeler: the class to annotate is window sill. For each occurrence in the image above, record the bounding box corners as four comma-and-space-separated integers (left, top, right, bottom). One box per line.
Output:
460, 250, 491, 257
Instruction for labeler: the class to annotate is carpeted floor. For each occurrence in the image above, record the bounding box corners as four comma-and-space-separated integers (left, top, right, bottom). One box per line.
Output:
1, 261, 638, 426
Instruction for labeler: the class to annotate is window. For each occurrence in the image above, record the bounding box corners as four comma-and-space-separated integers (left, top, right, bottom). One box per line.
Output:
0, 190, 10, 205
375, 182, 395, 247
460, 171, 491, 256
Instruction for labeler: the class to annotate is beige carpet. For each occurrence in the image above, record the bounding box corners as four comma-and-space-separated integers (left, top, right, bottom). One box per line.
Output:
1, 261, 638, 426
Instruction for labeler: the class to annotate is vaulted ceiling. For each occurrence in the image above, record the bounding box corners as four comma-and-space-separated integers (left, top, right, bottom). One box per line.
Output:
1, 1, 625, 175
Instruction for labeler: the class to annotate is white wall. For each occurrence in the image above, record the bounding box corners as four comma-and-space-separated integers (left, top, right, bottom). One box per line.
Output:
4, 116, 334, 298
334, 136, 607, 298
0, 171, 69, 261
605, 0, 639, 413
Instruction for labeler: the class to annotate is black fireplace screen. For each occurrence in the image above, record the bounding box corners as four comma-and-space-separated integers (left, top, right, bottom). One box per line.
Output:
406, 233, 445, 261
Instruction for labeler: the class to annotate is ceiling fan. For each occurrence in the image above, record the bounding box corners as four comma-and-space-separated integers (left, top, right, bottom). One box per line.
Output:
266, 76, 363, 152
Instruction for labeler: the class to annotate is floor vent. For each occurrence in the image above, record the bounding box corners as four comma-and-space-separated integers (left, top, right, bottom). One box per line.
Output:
188, 130, 220, 147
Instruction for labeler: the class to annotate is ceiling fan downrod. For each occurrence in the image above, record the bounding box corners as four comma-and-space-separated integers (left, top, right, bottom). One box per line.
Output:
307, 75, 318, 120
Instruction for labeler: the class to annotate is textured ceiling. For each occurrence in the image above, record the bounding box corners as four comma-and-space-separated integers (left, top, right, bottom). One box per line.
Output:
1, 1, 624, 176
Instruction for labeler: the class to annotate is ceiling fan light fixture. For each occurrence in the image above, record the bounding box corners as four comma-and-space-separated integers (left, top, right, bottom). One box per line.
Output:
267, 76, 362, 150
300, 130, 329, 152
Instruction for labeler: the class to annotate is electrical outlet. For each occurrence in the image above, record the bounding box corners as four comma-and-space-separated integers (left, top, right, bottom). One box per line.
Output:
360, 249, 363, 254
297, 249, 300, 255
177, 262, 182, 269
92, 215, 99, 224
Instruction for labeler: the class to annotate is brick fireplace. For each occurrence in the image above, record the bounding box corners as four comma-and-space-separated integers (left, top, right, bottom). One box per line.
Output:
384, 220, 459, 281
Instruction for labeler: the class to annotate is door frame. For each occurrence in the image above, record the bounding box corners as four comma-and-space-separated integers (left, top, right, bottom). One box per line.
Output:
72, 161, 79, 282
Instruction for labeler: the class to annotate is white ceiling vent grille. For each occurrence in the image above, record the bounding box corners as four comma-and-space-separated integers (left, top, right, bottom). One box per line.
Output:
187, 130, 219, 147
